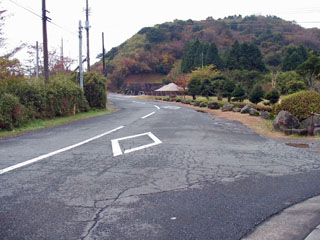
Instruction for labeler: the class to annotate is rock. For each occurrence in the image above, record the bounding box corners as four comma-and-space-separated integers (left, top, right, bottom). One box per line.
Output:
249, 108, 260, 116
314, 127, 320, 136
208, 101, 220, 109
222, 103, 234, 112
232, 107, 241, 112
199, 102, 207, 108
273, 110, 300, 132
261, 111, 271, 119
240, 104, 252, 114
192, 101, 200, 106
300, 113, 320, 129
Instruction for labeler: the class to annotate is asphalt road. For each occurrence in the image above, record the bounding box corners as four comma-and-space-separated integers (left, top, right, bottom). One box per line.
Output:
1, 93, 320, 240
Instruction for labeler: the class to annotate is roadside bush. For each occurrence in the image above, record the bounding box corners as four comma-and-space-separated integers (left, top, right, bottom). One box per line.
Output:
84, 72, 107, 109
273, 90, 320, 121
45, 77, 89, 118
249, 85, 265, 104
265, 89, 280, 104
0, 93, 26, 130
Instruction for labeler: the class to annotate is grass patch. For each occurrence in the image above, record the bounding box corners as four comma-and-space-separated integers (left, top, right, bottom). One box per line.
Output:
0, 108, 115, 139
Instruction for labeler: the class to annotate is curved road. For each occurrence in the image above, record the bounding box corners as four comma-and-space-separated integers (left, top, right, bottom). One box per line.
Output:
0, 93, 320, 240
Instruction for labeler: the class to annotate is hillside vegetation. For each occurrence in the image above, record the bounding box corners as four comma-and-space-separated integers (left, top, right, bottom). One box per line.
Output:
95, 15, 320, 90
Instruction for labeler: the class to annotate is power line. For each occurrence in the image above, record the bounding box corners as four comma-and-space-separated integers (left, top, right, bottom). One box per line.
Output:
8, 0, 77, 36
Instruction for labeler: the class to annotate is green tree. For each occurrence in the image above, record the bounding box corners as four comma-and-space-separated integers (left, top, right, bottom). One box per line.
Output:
296, 55, 320, 89
264, 88, 280, 104
281, 45, 308, 71
146, 28, 166, 43
188, 77, 201, 100
201, 77, 214, 99
232, 83, 246, 102
249, 85, 265, 104
205, 43, 223, 69
223, 80, 235, 102
286, 80, 306, 94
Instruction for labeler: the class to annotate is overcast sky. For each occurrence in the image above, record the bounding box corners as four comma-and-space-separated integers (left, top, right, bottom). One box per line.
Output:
2, 0, 320, 69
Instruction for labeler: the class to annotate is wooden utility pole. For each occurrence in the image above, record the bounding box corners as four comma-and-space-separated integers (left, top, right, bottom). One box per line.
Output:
102, 32, 106, 76
85, 0, 90, 72
36, 41, 39, 80
42, 0, 50, 83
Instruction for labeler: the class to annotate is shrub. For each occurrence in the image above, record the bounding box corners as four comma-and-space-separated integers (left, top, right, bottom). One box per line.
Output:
232, 84, 246, 102
0, 93, 26, 130
249, 85, 265, 104
273, 90, 320, 121
265, 89, 280, 104
286, 80, 306, 94
84, 72, 107, 109
45, 77, 89, 118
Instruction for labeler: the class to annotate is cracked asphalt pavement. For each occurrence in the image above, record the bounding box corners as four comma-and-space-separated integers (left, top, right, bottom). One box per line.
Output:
1, 93, 320, 240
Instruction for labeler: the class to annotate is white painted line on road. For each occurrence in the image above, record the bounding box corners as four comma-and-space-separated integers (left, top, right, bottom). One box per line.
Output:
141, 112, 155, 119
154, 105, 160, 110
111, 132, 162, 157
132, 101, 146, 105
162, 106, 181, 110
0, 126, 125, 175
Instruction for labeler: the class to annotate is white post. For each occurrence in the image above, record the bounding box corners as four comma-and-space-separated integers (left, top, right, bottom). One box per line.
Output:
79, 20, 84, 89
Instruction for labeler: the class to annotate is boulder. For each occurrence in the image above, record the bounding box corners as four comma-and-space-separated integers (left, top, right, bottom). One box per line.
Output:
273, 110, 300, 132
314, 127, 320, 136
261, 111, 271, 119
208, 101, 220, 109
192, 101, 200, 106
300, 113, 320, 129
232, 107, 241, 112
249, 108, 260, 116
199, 102, 207, 108
240, 104, 252, 114
222, 103, 234, 112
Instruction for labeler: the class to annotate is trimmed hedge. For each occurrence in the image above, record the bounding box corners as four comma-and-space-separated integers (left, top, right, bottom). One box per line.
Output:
273, 90, 320, 121
0, 93, 26, 130
84, 72, 107, 109
0, 74, 94, 130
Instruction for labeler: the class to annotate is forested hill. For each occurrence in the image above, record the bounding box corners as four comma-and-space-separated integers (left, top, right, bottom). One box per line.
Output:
94, 15, 320, 89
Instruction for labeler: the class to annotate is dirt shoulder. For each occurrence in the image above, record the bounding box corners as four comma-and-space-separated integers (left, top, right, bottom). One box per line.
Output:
167, 101, 317, 140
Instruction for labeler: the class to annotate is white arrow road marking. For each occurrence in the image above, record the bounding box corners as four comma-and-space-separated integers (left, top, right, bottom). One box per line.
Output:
111, 132, 162, 157
0, 126, 124, 175
141, 112, 155, 119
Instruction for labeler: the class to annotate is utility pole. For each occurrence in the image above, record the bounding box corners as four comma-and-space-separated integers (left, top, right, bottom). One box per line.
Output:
102, 32, 106, 76
79, 21, 84, 89
36, 41, 39, 80
42, 0, 50, 83
85, 0, 90, 72
60, 38, 64, 71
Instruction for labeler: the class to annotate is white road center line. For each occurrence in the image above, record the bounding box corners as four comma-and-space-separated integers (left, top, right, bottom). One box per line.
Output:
0, 126, 125, 175
111, 132, 162, 157
141, 112, 155, 119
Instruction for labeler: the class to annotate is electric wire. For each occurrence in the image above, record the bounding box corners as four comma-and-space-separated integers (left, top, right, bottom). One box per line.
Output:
8, 0, 77, 36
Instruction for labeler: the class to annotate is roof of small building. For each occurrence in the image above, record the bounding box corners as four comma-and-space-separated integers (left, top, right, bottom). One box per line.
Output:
155, 83, 184, 92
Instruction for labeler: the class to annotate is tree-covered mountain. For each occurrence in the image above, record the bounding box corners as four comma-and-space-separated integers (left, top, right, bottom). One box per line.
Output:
93, 15, 320, 89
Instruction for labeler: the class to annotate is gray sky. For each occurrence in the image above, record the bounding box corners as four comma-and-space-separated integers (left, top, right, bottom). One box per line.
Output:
2, 0, 320, 69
